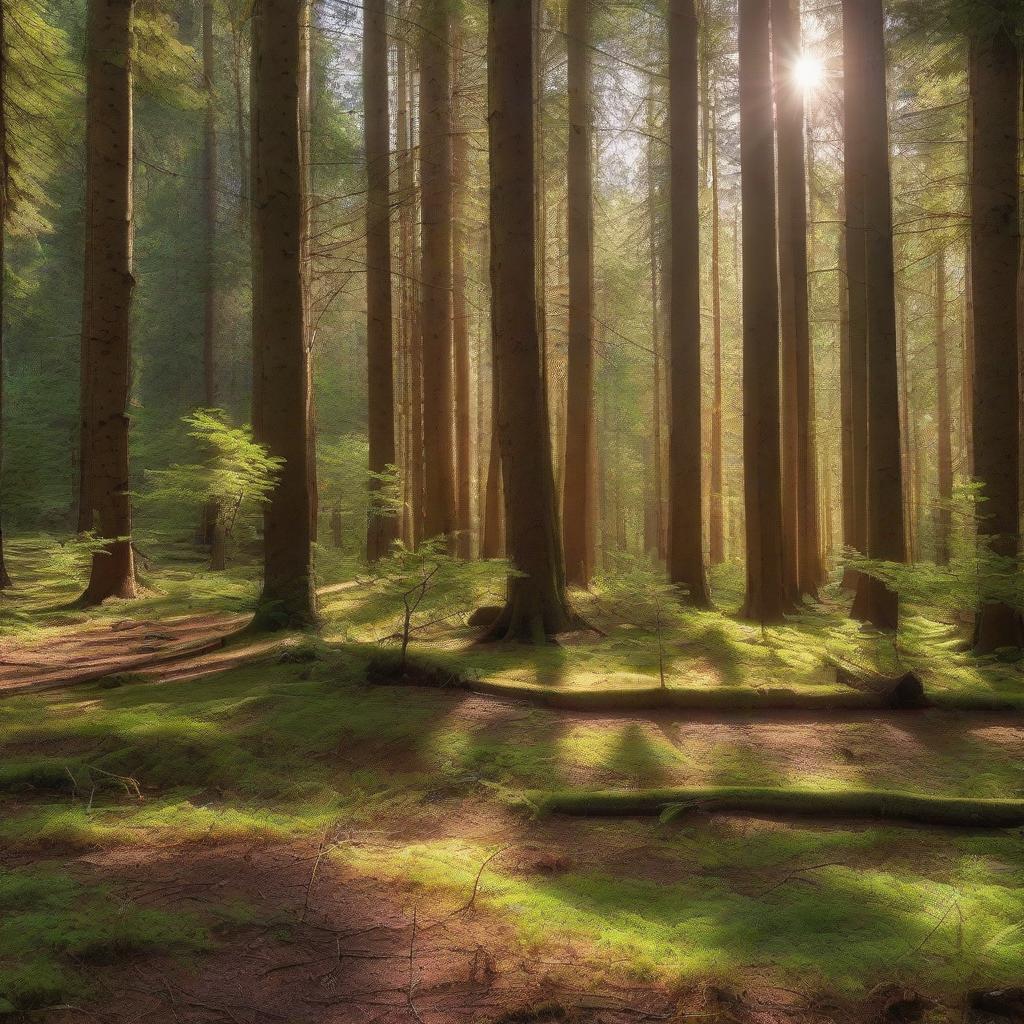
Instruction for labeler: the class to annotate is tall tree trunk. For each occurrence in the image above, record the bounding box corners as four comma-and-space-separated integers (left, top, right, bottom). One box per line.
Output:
897, 291, 916, 560
668, 0, 710, 606
0, 0, 9, 591
452, 26, 473, 559
486, 0, 573, 641
646, 83, 665, 562
80, 0, 138, 605
364, 0, 398, 561
934, 247, 953, 565
419, 0, 455, 544
739, 0, 785, 623
396, 26, 413, 546
773, 0, 821, 598
850, 0, 905, 630
229, 0, 248, 226
838, 195, 856, 577
562, 0, 596, 587
709, 99, 725, 567
970, 21, 1022, 652
841, 0, 868, 590
251, 0, 317, 629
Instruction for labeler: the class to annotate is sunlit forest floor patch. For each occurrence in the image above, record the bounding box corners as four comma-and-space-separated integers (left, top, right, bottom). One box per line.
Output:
2, 535, 1024, 1018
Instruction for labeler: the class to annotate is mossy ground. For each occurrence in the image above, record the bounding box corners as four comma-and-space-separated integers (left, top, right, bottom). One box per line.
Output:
2, 533, 1024, 1015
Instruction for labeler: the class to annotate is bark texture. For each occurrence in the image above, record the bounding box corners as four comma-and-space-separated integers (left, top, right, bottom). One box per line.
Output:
562, 0, 596, 588
251, 0, 317, 629
0, 0, 9, 590
969, 22, 1022, 652
667, 0, 710, 606
363, 0, 398, 560
80, 0, 139, 605
739, 0, 785, 623
850, 0, 905, 630
486, 0, 574, 641
934, 248, 953, 565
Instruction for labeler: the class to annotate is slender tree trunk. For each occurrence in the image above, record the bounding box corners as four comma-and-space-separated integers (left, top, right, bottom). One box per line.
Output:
251, 0, 317, 629
935, 247, 953, 564
646, 83, 665, 562
838, 195, 856, 577
850, 0, 905, 630
80, 0, 138, 605
668, 0, 710, 606
229, 0, 248, 226
364, 0, 398, 561
419, 0, 455, 544
841, 0, 868, 590
739, 0, 785, 623
709, 101, 725, 567
773, 0, 821, 598
396, 28, 413, 546
0, 0, 10, 591
486, 0, 574, 641
897, 291, 916, 560
452, 25, 473, 559
970, 22, 1022, 652
562, 0, 596, 588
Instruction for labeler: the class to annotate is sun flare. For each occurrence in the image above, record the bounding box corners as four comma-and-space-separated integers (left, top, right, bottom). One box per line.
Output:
793, 54, 825, 93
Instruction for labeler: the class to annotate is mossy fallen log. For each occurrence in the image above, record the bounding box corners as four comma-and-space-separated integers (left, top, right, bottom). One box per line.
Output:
827, 656, 927, 708
524, 786, 1024, 828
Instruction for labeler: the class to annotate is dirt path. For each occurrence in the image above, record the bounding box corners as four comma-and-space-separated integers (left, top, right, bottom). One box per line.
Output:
0, 613, 253, 694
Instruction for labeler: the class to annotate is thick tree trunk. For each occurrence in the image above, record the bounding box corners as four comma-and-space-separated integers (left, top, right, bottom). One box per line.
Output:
773, 0, 821, 598
850, 0, 905, 630
841, 0, 868, 590
668, 0, 710, 606
251, 0, 317, 629
562, 0, 596, 588
934, 248, 953, 564
452, 27, 473, 559
419, 0, 455, 544
709, 103, 725, 568
739, 0, 785, 623
486, 0, 574, 641
364, 0, 398, 561
970, 23, 1022, 652
80, 0, 138, 606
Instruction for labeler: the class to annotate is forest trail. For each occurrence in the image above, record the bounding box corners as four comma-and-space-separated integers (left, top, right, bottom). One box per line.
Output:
0, 612, 256, 694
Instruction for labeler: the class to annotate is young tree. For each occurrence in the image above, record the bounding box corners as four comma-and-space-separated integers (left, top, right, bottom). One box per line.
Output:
486, 0, 575, 641
250, 0, 317, 628
419, 0, 455, 544
772, 0, 821, 598
667, 0, 710, 607
363, 0, 397, 561
850, 0, 905, 630
739, 0, 786, 623
79, 0, 139, 605
969, 13, 1021, 651
562, 0, 596, 588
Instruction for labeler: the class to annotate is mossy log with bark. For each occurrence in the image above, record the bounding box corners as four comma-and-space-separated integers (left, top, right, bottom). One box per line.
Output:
827, 656, 926, 708
525, 786, 1024, 828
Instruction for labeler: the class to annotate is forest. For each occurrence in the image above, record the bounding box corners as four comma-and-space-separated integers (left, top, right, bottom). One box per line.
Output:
2, 0, 1024, 1019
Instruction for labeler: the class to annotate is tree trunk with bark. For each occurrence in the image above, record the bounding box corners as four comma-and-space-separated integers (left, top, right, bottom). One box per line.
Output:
250, 0, 317, 629
668, 0, 710, 606
486, 0, 574, 641
80, 0, 139, 605
969, 21, 1022, 652
562, 0, 596, 588
773, 0, 821, 598
850, 0, 905, 631
934, 248, 953, 564
419, 0, 455, 544
739, 0, 786, 623
709, 100, 725, 567
364, 0, 398, 561
0, 0, 10, 590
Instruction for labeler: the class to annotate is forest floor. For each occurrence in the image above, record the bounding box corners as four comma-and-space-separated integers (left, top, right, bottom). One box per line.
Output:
2, 535, 1024, 1022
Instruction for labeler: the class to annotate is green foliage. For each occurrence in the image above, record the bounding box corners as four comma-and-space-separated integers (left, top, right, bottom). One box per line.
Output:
39, 531, 115, 587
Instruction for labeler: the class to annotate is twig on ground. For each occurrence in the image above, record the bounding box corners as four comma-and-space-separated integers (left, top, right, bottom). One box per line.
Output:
755, 861, 848, 897
299, 827, 332, 924
407, 907, 424, 1023
448, 845, 511, 918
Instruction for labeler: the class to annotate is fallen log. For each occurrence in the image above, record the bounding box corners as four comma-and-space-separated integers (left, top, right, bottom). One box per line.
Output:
828, 657, 927, 708
523, 785, 1024, 828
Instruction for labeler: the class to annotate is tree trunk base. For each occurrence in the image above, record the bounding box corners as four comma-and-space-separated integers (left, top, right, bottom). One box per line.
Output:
973, 602, 1024, 655
850, 574, 899, 630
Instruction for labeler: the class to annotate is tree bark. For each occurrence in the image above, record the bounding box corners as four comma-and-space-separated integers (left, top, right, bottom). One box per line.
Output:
419, 0, 455, 544
739, 0, 785, 623
850, 0, 905, 631
0, 0, 10, 590
668, 0, 710, 606
969, 21, 1022, 652
80, 0, 139, 605
251, 0, 317, 629
646, 82, 666, 562
452, 25, 473, 559
709, 98, 724, 567
772, 0, 821, 599
364, 0, 398, 561
562, 0, 596, 588
934, 248, 953, 565
486, 0, 574, 641
841, 0, 868, 591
